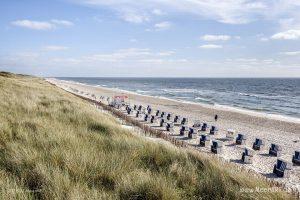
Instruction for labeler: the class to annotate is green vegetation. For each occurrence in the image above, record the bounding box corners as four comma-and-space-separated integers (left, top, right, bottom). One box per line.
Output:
0, 72, 292, 199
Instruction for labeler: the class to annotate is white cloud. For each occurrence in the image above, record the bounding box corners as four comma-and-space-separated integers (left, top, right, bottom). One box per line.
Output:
71, 0, 300, 25
11, 19, 74, 30
260, 37, 269, 41
120, 10, 149, 23
152, 9, 164, 16
11, 20, 55, 30
271, 29, 300, 40
51, 19, 74, 26
154, 21, 171, 30
130, 38, 138, 43
201, 34, 231, 41
44, 46, 69, 51
280, 51, 300, 56
83, 48, 155, 62
199, 44, 223, 49
157, 51, 175, 56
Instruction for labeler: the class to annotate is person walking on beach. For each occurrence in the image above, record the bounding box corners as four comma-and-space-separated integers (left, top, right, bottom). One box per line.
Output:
214, 114, 218, 121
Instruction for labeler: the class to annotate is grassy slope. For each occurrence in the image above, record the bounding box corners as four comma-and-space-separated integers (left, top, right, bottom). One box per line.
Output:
0, 72, 292, 200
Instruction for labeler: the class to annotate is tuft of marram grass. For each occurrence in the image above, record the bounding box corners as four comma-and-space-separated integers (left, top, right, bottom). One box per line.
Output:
0, 72, 293, 199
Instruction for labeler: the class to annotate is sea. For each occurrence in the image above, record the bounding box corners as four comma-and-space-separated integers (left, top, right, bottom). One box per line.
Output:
56, 77, 300, 119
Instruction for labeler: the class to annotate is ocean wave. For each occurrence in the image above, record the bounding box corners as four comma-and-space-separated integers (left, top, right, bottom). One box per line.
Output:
195, 97, 214, 103
161, 88, 198, 93
135, 90, 148, 93
238, 92, 286, 99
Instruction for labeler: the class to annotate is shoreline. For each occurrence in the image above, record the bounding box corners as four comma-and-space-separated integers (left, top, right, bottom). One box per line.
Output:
54, 78, 300, 125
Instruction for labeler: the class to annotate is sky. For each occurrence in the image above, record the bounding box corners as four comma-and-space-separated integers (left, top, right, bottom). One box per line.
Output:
0, 0, 300, 77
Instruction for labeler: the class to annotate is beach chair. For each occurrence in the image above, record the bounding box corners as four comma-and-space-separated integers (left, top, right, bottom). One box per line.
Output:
269, 143, 282, 157
252, 138, 264, 150
292, 151, 300, 165
127, 108, 133, 115
188, 127, 197, 139
273, 159, 292, 178
135, 111, 140, 118
133, 105, 137, 110
144, 114, 149, 122
201, 123, 208, 131
138, 105, 142, 111
242, 148, 254, 164
147, 108, 152, 114
160, 112, 166, 118
199, 134, 210, 147
209, 126, 218, 135
160, 118, 166, 127
146, 105, 151, 111
211, 140, 223, 154
226, 129, 236, 140
174, 115, 181, 124
192, 120, 201, 128
155, 110, 160, 117
166, 113, 173, 121
181, 117, 188, 125
149, 115, 156, 124
166, 122, 174, 132
236, 134, 247, 145
179, 125, 188, 136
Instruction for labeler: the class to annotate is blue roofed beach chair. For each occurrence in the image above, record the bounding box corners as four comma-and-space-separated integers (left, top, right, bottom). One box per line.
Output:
192, 120, 201, 128
166, 113, 173, 121
199, 134, 211, 147
133, 105, 137, 110
236, 134, 247, 145
173, 115, 182, 124
242, 148, 254, 164
147, 108, 152, 114
166, 122, 174, 132
179, 125, 188, 136
181, 117, 188, 125
149, 115, 156, 123
252, 138, 265, 150
138, 105, 142, 111
144, 114, 149, 122
160, 118, 166, 127
127, 108, 133, 115
273, 159, 292, 178
146, 105, 150, 110
135, 111, 140, 118
188, 127, 197, 139
269, 143, 282, 157
211, 140, 223, 154
226, 129, 236, 140
160, 111, 166, 118
292, 151, 300, 165
155, 110, 160, 117
209, 126, 218, 135
201, 123, 208, 131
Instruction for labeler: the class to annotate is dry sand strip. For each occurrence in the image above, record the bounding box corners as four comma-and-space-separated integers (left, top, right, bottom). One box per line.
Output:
47, 78, 300, 194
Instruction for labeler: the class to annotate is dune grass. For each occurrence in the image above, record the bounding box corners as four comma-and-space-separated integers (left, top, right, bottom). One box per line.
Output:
0, 72, 293, 199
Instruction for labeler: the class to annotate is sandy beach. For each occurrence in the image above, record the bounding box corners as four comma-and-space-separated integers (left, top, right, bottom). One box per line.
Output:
47, 78, 300, 193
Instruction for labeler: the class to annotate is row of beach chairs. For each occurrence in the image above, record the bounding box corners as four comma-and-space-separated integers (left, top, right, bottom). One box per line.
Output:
118, 102, 300, 178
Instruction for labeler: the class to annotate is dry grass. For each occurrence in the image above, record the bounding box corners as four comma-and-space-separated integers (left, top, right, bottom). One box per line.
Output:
0, 72, 293, 199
